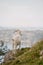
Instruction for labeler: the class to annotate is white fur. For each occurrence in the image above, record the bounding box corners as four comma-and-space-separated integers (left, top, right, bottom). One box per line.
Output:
12, 30, 21, 53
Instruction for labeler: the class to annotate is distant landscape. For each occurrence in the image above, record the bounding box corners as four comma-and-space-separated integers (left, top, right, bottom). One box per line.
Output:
0, 27, 43, 48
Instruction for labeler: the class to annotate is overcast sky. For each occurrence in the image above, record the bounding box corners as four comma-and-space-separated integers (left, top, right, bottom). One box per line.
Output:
0, 0, 43, 28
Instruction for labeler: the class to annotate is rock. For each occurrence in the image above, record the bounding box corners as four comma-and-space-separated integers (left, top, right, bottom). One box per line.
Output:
40, 50, 43, 56
4, 50, 15, 62
39, 50, 43, 60
40, 56, 43, 60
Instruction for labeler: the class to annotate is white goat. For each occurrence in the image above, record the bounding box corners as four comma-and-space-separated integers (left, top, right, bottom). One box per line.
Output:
12, 30, 21, 53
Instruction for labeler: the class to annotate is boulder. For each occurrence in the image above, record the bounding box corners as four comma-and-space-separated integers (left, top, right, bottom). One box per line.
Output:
4, 50, 15, 62
40, 50, 43, 56
40, 56, 43, 60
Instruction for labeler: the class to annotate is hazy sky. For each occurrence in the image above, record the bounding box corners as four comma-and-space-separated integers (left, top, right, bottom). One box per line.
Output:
0, 0, 43, 28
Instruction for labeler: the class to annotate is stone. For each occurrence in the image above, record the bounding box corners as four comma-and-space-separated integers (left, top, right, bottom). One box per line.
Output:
40, 50, 43, 56
4, 50, 15, 62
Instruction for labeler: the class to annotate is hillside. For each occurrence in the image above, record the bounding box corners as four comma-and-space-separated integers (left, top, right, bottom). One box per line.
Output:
2, 40, 43, 65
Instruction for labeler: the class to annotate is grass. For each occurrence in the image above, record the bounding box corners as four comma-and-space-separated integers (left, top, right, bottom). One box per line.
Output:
2, 40, 43, 65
